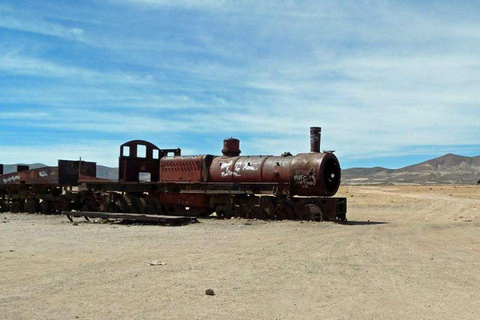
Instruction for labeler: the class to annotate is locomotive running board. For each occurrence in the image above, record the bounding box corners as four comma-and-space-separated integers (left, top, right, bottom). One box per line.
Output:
62, 211, 197, 226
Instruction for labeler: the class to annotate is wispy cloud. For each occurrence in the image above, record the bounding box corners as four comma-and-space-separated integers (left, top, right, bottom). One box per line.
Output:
0, 111, 49, 119
0, 5, 85, 41
0, 54, 155, 85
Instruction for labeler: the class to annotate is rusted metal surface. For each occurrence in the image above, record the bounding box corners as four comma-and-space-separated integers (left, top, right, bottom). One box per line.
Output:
262, 156, 292, 182
310, 126, 321, 153
63, 211, 197, 225
159, 193, 209, 212
208, 152, 341, 197
290, 152, 341, 196
210, 156, 271, 182
299, 198, 345, 221
160, 155, 213, 183
17, 165, 29, 172
0, 160, 97, 186
58, 160, 96, 184
0, 166, 58, 185
232, 156, 270, 182
119, 140, 161, 182
222, 138, 241, 157
159, 148, 181, 158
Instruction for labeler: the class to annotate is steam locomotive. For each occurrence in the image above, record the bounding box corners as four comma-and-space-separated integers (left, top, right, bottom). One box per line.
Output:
0, 127, 346, 221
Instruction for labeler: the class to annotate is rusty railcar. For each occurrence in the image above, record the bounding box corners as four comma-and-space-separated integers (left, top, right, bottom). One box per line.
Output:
0, 160, 97, 213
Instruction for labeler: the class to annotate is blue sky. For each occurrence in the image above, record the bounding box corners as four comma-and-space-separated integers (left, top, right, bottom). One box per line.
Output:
1, 0, 480, 168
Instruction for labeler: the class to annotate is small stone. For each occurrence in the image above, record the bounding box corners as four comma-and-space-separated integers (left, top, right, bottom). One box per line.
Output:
205, 289, 215, 296
72, 221, 78, 226
149, 260, 166, 266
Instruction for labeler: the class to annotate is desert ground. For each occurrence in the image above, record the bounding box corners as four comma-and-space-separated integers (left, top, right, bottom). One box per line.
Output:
1, 185, 479, 320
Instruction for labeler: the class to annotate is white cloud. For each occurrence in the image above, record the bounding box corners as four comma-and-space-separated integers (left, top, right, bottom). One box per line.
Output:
0, 54, 156, 86
0, 12, 85, 41
0, 111, 49, 119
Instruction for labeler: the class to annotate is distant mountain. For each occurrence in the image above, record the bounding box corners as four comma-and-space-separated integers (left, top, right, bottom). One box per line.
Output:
342, 154, 480, 185
2, 163, 118, 180
96, 165, 118, 180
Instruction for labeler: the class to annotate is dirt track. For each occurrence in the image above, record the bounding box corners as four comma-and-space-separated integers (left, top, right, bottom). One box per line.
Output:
1, 185, 479, 319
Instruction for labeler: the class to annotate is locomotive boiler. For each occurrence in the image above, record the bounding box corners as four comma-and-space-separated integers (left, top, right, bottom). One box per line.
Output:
208, 127, 341, 197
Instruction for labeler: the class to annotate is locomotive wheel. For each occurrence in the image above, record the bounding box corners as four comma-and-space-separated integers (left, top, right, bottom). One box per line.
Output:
121, 194, 135, 213
0, 200, 9, 213
106, 201, 121, 213
11, 200, 24, 213
215, 205, 234, 219
145, 197, 160, 214
299, 204, 323, 221
247, 205, 267, 219
224, 207, 235, 219
81, 200, 97, 212
59, 200, 72, 213
40, 200, 52, 214
127, 195, 146, 214
233, 204, 246, 218
215, 208, 226, 219
274, 202, 295, 220
99, 194, 121, 213
24, 198, 39, 214
98, 196, 109, 212
139, 197, 148, 214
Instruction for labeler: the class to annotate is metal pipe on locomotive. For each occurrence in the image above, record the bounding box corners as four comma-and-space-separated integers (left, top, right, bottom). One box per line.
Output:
0, 127, 347, 221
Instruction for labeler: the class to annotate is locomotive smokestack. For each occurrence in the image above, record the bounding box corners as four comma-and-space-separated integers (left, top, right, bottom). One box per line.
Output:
222, 138, 241, 157
310, 127, 321, 153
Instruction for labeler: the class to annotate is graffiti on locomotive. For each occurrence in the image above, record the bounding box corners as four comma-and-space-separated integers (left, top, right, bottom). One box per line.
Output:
293, 168, 317, 188
3, 175, 21, 184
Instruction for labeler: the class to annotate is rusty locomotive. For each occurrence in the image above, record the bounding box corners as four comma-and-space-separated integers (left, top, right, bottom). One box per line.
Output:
0, 127, 346, 221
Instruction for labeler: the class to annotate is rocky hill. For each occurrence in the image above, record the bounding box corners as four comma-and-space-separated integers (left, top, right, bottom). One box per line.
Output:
342, 154, 480, 185
96, 165, 118, 180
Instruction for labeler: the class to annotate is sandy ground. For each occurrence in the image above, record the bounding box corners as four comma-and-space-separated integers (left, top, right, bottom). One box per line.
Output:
1, 185, 479, 320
